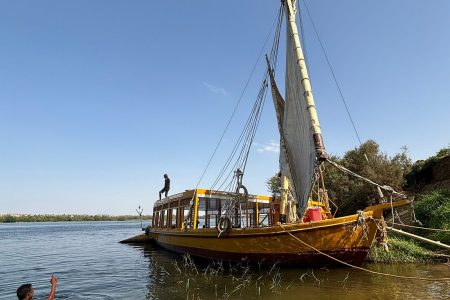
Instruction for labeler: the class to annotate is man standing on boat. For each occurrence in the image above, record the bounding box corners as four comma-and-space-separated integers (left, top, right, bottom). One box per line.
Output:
159, 174, 170, 200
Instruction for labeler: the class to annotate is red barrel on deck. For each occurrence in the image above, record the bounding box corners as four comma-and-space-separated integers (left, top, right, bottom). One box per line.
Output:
303, 207, 323, 223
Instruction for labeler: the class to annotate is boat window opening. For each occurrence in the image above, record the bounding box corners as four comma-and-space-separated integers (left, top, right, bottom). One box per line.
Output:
160, 210, 165, 228
258, 202, 272, 227
207, 198, 221, 228
156, 210, 160, 228
167, 209, 171, 227
153, 211, 159, 228
165, 209, 169, 228
197, 198, 206, 228
240, 202, 247, 227
177, 207, 183, 228
231, 202, 241, 228
166, 209, 171, 228
247, 201, 257, 227
183, 206, 190, 228
171, 208, 177, 228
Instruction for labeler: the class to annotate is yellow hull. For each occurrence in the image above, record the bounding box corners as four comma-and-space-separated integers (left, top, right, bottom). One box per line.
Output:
149, 203, 395, 266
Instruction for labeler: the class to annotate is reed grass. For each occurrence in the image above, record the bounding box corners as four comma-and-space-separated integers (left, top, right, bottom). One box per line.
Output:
368, 236, 435, 263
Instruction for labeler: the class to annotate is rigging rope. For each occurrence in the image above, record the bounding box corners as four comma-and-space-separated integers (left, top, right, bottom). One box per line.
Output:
216, 78, 268, 192
192, 7, 283, 192
326, 158, 407, 198
211, 78, 268, 191
210, 5, 284, 192
302, 0, 363, 147
183, 5, 284, 229
325, 159, 450, 233
280, 224, 450, 281
298, 1, 309, 69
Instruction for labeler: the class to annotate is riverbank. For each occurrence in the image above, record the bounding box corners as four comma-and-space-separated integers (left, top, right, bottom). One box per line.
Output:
0, 214, 152, 223
369, 188, 450, 263
369, 236, 439, 263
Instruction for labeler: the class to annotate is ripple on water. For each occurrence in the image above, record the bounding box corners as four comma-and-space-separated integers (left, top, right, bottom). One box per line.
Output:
1, 222, 449, 300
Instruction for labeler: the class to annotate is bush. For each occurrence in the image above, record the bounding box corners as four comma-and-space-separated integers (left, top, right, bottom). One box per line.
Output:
414, 189, 450, 244
368, 236, 434, 263
323, 141, 411, 216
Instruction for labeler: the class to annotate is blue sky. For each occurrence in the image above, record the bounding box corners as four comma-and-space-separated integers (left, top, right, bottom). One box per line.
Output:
1, 1, 449, 215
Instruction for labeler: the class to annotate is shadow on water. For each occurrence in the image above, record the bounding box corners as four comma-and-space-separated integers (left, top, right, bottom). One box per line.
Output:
126, 243, 450, 300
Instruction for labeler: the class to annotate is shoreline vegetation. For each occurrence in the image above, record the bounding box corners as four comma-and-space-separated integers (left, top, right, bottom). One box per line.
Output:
368, 236, 444, 263
370, 188, 450, 263
0, 214, 152, 223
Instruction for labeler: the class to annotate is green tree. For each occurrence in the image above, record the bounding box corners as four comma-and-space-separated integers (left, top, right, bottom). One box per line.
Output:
266, 172, 281, 197
265, 140, 411, 216
323, 140, 411, 216
1, 215, 17, 223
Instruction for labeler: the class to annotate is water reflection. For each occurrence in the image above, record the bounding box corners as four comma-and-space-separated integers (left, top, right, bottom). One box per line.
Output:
129, 243, 450, 300
1, 222, 447, 300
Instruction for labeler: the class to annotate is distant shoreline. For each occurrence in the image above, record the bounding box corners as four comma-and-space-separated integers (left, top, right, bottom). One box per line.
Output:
0, 214, 152, 223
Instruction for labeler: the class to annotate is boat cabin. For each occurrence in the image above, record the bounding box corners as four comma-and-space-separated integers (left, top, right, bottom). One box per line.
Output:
151, 189, 278, 230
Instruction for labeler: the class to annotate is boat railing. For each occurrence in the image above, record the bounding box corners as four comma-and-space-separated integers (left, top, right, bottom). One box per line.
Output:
152, 188, 275, 230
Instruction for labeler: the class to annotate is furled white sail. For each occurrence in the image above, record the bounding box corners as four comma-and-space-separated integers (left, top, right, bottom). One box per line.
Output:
267, 64, 291, 186
283, 2, 316, 213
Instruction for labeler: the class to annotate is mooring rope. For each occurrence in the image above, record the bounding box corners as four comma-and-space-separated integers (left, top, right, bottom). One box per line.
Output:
325, 159, 450, 234
385, 221, 450, 232
325, 159, 406, 198
279, 224, 450, 281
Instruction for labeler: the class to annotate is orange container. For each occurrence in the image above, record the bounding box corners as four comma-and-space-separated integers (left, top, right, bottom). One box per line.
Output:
306, 207, 322, 222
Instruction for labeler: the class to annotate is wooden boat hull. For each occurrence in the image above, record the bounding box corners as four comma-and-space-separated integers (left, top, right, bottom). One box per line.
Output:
150, 205, 389, 266
155, 239, 369, 266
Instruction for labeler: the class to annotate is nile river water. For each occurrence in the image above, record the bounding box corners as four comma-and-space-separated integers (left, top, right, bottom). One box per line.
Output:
0, 221, 449, 299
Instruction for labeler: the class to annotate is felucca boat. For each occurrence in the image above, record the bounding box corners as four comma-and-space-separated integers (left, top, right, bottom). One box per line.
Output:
126, 0, 410, 266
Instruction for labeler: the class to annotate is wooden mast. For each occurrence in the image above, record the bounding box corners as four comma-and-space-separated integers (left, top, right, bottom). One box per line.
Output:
280, 175, 290, 222
285, 0, 327, 160
283, 0, 330, 214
